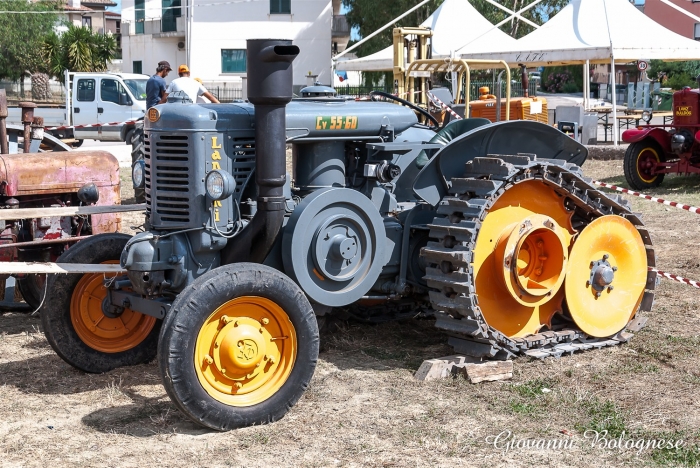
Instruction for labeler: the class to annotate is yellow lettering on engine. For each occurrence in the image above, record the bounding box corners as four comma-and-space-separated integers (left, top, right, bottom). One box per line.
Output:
214, 209, 220, 222
211, 150, 221, 160
213, 200, 222, 207
212, 161, 221, 170
211, 136, 222, 149
316, 116, 323, 130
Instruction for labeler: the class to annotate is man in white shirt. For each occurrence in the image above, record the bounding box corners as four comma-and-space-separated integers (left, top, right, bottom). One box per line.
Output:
159, 65, 220, 104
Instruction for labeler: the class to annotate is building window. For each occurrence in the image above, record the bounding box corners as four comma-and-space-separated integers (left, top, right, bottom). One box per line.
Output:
162, 0, 181, 33
82, 16, 92, 29
695, 23, 700, 40
270, 0, 291, 14
76, 79, 95, 102
133, 61, 143, 74
221, 49, 247, 73
135, 0, 145, 34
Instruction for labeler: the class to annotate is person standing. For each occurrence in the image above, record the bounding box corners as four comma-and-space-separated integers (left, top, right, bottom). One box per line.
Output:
159, 65, 220, 104
146, 61, 172, 109
193, 78, 211, 103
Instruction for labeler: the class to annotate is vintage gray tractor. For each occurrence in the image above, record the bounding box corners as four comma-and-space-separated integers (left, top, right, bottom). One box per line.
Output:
42, 40, 655, 430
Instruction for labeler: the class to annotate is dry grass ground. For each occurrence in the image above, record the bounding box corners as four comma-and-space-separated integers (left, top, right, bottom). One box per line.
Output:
1, 162, 700, 467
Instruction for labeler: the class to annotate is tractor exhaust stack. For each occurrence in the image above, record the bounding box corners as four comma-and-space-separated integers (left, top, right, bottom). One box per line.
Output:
221, 39, 299, 265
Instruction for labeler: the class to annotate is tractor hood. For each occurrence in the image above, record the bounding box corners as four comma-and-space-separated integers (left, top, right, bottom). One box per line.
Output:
146, 100, 419, 140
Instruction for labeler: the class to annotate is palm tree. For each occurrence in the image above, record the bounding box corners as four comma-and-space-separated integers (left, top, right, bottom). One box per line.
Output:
43, 25, 118, 82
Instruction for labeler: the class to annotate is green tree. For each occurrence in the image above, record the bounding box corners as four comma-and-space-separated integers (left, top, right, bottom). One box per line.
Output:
0, 0, 60, 80
342, 0, 569, 85
43, 25, 118, 82
647, 60, 700, 90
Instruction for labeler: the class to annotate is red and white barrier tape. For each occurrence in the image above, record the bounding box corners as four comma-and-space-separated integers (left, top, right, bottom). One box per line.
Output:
426, 91, 463, 121
592, 181, 700, 289
591, 180, 700, 215
649, 267, 700, 289
44, 119, 139, 131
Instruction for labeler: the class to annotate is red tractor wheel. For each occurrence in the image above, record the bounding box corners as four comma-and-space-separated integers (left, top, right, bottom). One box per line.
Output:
624, 140, 665, 190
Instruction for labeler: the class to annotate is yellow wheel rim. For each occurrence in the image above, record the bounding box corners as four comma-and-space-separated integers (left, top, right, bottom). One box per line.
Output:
71, 261, 157, 353
565, 215, 647, 337
473, 180, 574, 337
636, 147, 661, 184
194, 296, 297, 407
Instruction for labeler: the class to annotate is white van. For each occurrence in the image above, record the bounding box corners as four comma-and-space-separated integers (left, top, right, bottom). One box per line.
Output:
8, 72, 149, 145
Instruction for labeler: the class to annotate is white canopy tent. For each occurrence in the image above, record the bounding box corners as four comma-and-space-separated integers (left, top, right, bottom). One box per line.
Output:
458, 0, 700, 66
458, 0, 700, 144
335, 0, 517, 72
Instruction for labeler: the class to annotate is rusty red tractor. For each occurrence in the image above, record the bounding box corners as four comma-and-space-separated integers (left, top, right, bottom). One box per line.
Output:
0, 91, 123, 309
623, 86, 700, 189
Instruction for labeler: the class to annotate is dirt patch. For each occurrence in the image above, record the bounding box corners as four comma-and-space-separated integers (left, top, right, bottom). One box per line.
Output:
1, 162, 699, 466
585, 144, 628, 160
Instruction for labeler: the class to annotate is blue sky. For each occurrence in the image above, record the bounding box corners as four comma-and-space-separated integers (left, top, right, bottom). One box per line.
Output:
107, 0, 121, 12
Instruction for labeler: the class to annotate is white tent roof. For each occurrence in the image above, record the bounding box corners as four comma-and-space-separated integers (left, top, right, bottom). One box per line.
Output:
335, 0, 517, 72
459, 0, 700, 66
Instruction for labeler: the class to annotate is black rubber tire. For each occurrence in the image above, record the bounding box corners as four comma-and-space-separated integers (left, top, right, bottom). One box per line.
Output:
124, 127, 135, 146
130, 122, 146, 203
624, 140, 666, 190
17, 274, 46, 310
158, 263, 319, 431
72, 139, 84, 148
41, 233, 161, 373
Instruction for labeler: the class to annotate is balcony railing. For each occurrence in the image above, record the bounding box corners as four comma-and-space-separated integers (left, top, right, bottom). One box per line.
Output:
122, 16, 185, 36
332, 15, 349, 38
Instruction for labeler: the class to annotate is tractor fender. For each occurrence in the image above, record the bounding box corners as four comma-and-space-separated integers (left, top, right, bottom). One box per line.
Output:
621, 127, 671, 152
412, 120, 588, 206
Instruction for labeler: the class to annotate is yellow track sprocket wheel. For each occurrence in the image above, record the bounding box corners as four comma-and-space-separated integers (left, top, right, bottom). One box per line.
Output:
472, 179, 574, 337
565, 215, 648, 337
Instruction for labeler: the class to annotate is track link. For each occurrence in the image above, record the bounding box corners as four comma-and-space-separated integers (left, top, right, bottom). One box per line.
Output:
421, 155, 657, 360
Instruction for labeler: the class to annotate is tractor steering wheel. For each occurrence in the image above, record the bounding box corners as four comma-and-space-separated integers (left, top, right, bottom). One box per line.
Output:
369, 91, 441, 130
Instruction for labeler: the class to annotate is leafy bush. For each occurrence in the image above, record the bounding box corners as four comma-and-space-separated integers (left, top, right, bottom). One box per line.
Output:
544, 71, 574, 93
562, 82, 579, 93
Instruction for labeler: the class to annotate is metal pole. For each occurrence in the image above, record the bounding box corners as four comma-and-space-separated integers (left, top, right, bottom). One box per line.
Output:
0, 89, 8, 155
187, 0, 193, 67
333, 0, 431, 61
612, 56, 618, 146
64, 69, 71, 127
19, 102, 36, 154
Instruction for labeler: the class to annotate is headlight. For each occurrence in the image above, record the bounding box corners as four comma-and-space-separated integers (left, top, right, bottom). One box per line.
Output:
205, 169, 236, 200
642, 110, 652, 123
132, 159, 145, 189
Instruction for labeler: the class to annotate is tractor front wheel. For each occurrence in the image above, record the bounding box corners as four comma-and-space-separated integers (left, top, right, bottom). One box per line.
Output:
42, 233, 160, 373
624, 140, 665, 190
158, 263, 319, 431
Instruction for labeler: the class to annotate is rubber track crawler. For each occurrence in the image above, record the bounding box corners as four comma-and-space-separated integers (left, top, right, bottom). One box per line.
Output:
422, 155, 656, 359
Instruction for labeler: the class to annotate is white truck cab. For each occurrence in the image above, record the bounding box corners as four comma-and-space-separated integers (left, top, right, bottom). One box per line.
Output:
71, 72, 148, 142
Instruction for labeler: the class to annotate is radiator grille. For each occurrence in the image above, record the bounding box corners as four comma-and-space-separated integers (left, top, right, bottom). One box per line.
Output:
145, 133, 192, 226
230, 138, 256, 199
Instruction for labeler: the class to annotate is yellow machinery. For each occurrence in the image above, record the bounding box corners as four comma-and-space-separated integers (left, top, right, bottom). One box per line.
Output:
391, 27, 550, 124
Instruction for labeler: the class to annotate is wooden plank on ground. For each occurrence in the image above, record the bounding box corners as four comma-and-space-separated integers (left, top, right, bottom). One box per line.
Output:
414, 355, 512, 383
0, 262, 125, 274
459, 361, 513, 383
0, 204, 146, 221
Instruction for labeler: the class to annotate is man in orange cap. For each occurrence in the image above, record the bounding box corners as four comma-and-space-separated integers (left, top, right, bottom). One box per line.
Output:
159, 64, 220, 104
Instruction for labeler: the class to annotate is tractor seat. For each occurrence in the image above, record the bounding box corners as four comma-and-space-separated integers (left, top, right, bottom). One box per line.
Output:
415, 118, 492, 168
